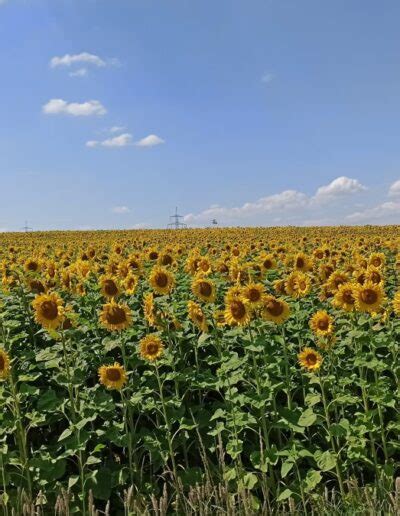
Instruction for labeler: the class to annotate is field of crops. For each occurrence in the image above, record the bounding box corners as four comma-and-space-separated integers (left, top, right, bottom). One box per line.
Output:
0, 226, 399, 515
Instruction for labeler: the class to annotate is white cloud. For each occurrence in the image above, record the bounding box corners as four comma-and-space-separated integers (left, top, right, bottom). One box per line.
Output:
43, 99, 107, 117
313, 176, 366, 202
388, 179, 400, 197
184, 176, 367, 226
50, 52, 106, 68
69, 68, 88, 77
86, 133, 133, 148
346, 201, 400, 223
135, 134, 165, 147
110, 126, 125, 133
261, 72, 275, 84
112, 206, 130, 214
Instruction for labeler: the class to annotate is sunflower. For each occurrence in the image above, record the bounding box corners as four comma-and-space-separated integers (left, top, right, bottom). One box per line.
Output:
309, 310, 333, 337
224, 298, 251, 326
392, 291, 400, 316
365, 266, 384, 285
100, 300, 132, 331
273, 279, 287, 295
285, 271, 311, 298
192, 277, 216, 303
188, 301, 208, 332
139, 334, 164, 362
332, 282, 356, 312
262, 295, 290, 324
260, 254, 276, 272
32, 292, 64, 330
28, 279, 46, 294
98, 363, 127, 390
143, 293, 157, 327
293, 252, 313, 272
124, 273, 138, 295
369, 253, 386, 268
242, 283, 264, 307
326, 271, 349, 293
298, 348, 323, 372
214, 309, 226, 327
0, 349, 11, 380
354, 281, 385, 313
99, 276, 121, 299
149, 266, 175, 295
24, 258, 41, 273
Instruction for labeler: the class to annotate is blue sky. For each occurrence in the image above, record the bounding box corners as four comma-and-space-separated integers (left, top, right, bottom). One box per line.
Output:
1, 0, 400, 230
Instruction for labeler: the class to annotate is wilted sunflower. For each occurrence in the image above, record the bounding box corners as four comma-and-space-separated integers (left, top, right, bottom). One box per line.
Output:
124, 273, 138, 295
392, 291, 400, 316
262, 295, 290, 324
99, 276, 121, 299
192, 277, 216, 303
98, 363, 127, 390
242, 283, 264, 307
354, 281, 385, 313
224, 298, 251, 326
309, 310, 333, 337
0, 349, 11, 380
32, 292, 64, 330
139, 334, 164, 362
100, 300, 132, 331
188, 300, 208, 332
298, 348, 323, 372
149, 266, 175, 295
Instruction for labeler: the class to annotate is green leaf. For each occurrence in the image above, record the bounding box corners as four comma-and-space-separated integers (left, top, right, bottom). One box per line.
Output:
316, 450, 337, 472
281, 460, 294, 478
298, 408, 317, 427
277, 488, 293, 501
304, 469, 322, 493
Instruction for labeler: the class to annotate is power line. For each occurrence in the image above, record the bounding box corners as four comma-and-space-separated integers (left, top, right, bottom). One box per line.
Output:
167, 207, 187, 229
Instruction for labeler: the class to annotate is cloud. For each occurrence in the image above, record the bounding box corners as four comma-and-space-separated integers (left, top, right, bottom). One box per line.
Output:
388, 179, 400, 197
69, 68, 88, 77
110, 126, 125, 133
346, 201, 400, 223
261, 72, 275, 84
135, 134, 165, 147
50, 52, 107, 68
313, 176, 366, 202
184, 176, 367, 226
43, 99, 107, 117
112, 206, 130, 214
86, 133, 133, 148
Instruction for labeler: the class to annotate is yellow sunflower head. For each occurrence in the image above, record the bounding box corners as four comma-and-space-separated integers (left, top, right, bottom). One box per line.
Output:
99, 276, 121, 299
242, 283, 264, 307
262, 295, 290, 324
332, 282, 356, 312
224, 298, 251, 326
309, 310, 334, 336
149, 266, 175, 295
0, 349, 11, 380
285, 271, 311, 298
123, 273, 138, 295
192, 277, 216, 303
99, 300, 132, 331
98, 363, 127, 390
139, 334, 164, 362
393, 291, 400, 316
298, 347, 323, 372
32, 292, 64, 330
354, 281, 385, 314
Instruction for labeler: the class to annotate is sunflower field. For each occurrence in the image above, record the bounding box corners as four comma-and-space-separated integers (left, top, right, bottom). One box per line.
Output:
0, 226, 399, 515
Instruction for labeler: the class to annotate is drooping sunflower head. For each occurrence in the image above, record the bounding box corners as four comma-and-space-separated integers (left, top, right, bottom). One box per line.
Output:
192, 277, 216, 303
99, 276, 121, 299
354, 281, 385, 314
32, 292, 64, 330
99, 300, 132, 331
309, 310, 333, 336
98, 363, 127, 390
139, 334, 164, 362
149, 266, 175, 295
224, 298, 251, 326
188, 300, 208, 333
0, 349, 11, 380
392, 291, 400, 316
262, 295, 290, 324
298, 347, 323, 372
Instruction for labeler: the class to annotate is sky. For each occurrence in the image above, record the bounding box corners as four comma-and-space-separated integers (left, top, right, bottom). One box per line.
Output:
1, 0, 400, 231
